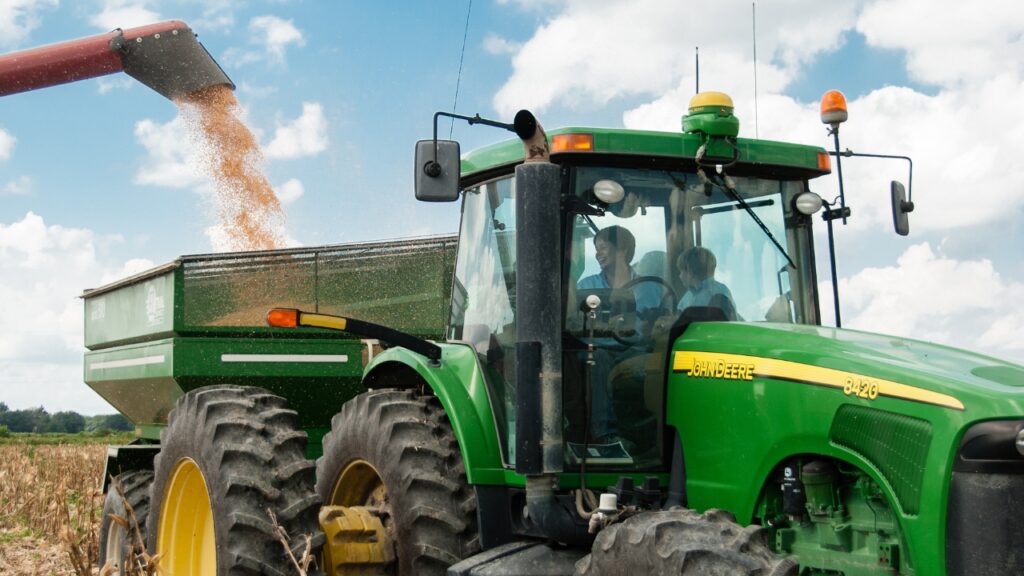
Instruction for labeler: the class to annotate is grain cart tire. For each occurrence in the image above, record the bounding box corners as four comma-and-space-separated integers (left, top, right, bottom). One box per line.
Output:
316, 389, 479, 575
99, 470, 153, 575
146, 385, 325, 576
575, 509, 798, 575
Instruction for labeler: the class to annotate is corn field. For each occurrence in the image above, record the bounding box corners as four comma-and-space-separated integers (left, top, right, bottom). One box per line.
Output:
0, 440, 316, 576
0, 444, 105, 575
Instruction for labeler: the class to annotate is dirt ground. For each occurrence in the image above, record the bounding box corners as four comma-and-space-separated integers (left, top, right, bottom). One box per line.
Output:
0, 530, 78, 576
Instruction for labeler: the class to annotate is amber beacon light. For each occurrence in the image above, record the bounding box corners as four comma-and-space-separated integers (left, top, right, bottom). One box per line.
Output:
820, 90, 848, 126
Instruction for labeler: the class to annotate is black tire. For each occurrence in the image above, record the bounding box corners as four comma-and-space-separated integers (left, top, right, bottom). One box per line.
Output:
99, 470, 153, 575
146, 385, 325, 575
316, 388, 480, 575
575, 509, 798, 575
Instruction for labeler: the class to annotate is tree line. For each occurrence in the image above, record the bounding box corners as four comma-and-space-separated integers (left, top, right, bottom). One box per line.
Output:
0, 402, 132, 433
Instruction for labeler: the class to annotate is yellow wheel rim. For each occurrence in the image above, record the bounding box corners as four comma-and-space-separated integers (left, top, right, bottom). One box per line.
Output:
331, 459, 387, 507
157, 458, 216, 575
321, 459, 395, 575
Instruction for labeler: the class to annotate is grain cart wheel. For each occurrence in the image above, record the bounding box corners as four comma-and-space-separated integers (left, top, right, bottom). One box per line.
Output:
316, 389, 479, 576
146, 385, 325, 575
575, 509, 798, 575
99, 470, 153, 575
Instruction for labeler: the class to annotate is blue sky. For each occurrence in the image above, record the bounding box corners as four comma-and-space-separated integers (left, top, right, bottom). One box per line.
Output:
2, 0, 1023, 414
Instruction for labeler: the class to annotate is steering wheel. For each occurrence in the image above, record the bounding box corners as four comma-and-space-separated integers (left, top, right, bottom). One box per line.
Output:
609, 275, 678, 346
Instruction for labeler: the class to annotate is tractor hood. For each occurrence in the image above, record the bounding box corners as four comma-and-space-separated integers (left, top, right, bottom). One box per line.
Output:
676, 322, 1024, 417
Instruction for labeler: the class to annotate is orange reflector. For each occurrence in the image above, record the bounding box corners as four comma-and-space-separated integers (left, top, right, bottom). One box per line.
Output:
267, 308, 298, 328
817, 151, 832, 172
551, 133, 594, 153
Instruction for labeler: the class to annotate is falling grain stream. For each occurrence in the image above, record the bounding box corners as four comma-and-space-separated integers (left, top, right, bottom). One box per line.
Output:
177, 85, 287, 251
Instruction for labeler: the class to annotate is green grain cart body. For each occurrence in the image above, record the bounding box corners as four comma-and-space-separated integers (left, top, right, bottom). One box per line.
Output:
83, 235, 457, 453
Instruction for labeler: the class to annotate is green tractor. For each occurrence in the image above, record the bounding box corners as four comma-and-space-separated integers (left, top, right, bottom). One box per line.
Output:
85, 91, 1024, 575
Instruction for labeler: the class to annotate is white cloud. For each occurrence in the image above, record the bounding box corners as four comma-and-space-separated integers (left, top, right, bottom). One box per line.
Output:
492, 0, 859, 117
265, 102, 328, 160
483, 33, 520, 55
276, 178, 304, 205
857, 0, 1024, 88
89, 0, 161, 30
222, 14, 305, 66
133, 115, 209, 189
0, 128, 15, 161
251, 15, 304, 61
0, 212, 154, 414
836, 243, 1024, 362
0, 0, 57, 49
2, 176, 31, 196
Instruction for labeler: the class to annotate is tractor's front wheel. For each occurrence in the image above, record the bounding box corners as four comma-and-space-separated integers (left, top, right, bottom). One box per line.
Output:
575, 509, 798, 575
99, 470, 153, 575
316, 389, 479, 575
146, 385, 324, 575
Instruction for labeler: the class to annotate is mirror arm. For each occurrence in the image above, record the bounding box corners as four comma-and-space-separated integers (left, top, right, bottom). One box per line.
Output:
429, 111, 517, 176
830, 149, 914, 204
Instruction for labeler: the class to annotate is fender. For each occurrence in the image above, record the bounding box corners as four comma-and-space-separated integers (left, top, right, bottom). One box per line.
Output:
363, 342, 506, 485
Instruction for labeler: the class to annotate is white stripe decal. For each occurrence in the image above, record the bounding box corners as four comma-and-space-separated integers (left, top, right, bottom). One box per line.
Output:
90, 355, 166, 371
221, 354, 349, 364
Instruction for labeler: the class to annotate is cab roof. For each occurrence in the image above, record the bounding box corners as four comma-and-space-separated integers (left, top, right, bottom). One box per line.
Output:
459, 126, 830, 186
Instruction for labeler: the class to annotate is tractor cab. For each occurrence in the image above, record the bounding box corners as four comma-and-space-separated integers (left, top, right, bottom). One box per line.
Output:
443, 95, 831, 472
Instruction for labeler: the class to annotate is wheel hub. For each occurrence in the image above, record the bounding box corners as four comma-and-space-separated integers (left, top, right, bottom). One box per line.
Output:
321, 459, 395, 575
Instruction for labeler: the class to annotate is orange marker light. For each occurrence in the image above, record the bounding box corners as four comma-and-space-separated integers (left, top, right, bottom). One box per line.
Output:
551, 133, 594, 153
267, 308, 299, 328
820, 90, 848, 125
817, 151, 832, 172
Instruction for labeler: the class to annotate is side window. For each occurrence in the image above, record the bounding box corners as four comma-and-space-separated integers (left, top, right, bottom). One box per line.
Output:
448, 176, 519, 465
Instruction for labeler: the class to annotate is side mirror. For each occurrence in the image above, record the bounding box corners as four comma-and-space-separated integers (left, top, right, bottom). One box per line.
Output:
890, 181, 914, 236
415, 139, 461, 202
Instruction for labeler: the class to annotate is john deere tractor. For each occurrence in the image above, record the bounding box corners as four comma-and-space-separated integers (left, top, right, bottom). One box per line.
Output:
78, 90, 1024, 575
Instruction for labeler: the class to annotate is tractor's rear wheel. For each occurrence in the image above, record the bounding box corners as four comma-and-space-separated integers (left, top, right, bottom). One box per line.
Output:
316, 389, 479, 575
99, 470, 153, 575
146, 385, 325, 575
575, 509, 798, 575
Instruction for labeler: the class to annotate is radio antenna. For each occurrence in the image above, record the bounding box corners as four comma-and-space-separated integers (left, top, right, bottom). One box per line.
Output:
752, 2, 759, 138
449, 0, 473, 138
695, 46, 700, 93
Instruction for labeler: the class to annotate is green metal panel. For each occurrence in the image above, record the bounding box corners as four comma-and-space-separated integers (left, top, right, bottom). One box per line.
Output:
85, 339, 179, 425
85, 335, 367, 430
84, 269, 175, 350
665, 321, 1024, 576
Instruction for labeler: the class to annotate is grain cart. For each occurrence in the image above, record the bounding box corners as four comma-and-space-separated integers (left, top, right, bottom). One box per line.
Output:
83, 92, 1024, 576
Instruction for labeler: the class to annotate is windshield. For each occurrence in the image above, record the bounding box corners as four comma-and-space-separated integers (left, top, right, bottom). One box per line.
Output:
569, 167, 816, 325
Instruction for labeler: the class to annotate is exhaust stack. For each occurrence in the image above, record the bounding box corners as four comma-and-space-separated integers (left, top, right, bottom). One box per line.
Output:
0, 20, 233, 100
